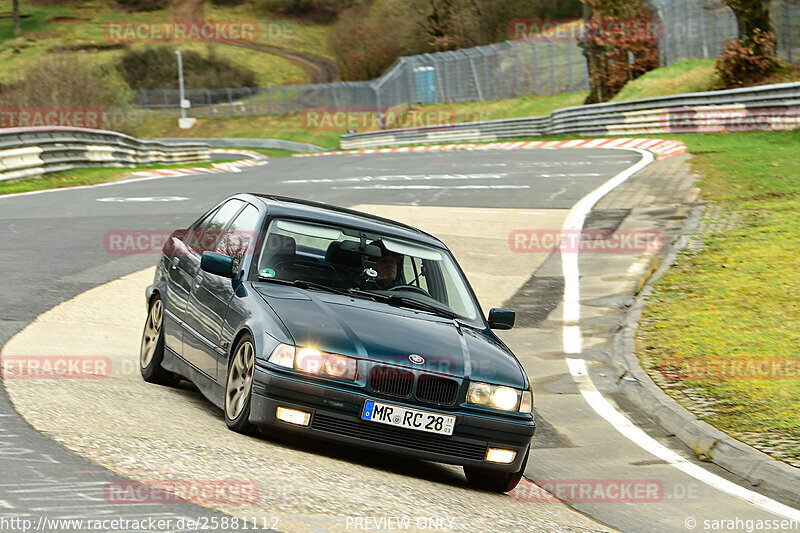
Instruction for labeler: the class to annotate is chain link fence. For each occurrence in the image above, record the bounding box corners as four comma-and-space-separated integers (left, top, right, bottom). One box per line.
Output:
649, 0, 799, 65
135, 1, 800, 117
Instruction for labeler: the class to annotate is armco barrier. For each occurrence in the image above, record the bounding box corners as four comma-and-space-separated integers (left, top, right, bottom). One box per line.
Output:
0, 127, 210, 182
340, 82, 800, 149
153, 138, 325, 153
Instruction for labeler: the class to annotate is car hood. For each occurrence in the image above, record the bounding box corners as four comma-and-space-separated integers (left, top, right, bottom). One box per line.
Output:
254, 284, 526, 388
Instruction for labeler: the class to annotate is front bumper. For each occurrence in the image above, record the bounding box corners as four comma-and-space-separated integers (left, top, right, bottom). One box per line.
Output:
250, 366, 535, 472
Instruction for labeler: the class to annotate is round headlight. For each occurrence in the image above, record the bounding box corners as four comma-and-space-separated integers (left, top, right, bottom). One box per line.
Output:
295, 348, 323, 373
468, 383, 493, 405
491, 387, 518, 410
324, 354, 349, 377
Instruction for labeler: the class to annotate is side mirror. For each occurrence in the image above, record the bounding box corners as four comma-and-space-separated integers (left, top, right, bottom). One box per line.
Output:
201, 252, 234, 278
488, 308, 515, 330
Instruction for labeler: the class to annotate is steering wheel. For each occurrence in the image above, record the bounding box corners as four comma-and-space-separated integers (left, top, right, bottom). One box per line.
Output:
388, 284, 431, 297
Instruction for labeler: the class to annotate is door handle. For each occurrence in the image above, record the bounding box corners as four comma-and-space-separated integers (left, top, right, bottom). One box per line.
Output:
171, 257, 180, 270
194, 274, 203, 288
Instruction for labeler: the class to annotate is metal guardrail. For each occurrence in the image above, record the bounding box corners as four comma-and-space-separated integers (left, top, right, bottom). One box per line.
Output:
153, 138, 325, 153
340, 82, 800, 149
0, 127, 210, 182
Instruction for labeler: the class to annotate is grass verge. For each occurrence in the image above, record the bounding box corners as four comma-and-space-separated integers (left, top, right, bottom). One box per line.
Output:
0, 158, 236, 196
637, 131, 800, 465
0, 0, 327, 85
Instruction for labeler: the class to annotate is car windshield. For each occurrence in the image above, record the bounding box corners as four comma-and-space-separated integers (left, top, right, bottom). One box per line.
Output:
256, 218, 478, 320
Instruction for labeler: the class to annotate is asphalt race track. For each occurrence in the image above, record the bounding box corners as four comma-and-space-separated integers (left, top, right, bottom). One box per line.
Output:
1, 148, 798, 532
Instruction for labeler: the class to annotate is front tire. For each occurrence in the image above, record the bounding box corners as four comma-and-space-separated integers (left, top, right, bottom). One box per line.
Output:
464, 446, 529, 493
225, 334, 257, 435
140, 296, 179, 386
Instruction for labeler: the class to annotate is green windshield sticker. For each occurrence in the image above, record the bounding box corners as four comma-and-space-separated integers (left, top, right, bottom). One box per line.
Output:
259, 268, 275, 278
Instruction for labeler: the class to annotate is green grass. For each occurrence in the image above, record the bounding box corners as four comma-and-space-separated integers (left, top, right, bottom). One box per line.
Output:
0, 0, 325, 85
612, 59, 721, 101
0, 158, 236, 196
134, 115, 342, 149
419, 91, 589, 121
638, 131, 800, 453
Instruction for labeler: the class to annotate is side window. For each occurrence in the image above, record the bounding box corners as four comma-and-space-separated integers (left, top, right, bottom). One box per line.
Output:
188, 200, 245, 255
217, 204, 261, 271
403, 256, 429, 292
184, 209, 217, 253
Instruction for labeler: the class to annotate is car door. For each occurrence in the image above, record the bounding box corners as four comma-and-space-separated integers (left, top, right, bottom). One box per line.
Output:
202, 204, 263, 382
163, 207, 220, 356
179, 199, 246, 378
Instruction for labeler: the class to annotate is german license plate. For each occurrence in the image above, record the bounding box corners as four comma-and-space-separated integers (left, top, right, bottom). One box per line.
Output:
361, 400, 455, 436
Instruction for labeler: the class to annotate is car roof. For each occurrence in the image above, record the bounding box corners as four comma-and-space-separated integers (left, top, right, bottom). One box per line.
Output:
240, 194, 447, 249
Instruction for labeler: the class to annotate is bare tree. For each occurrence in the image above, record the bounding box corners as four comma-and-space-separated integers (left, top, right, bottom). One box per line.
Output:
724, 0, 773, 42
13, 0, 21, 35
581, 0, 659, 103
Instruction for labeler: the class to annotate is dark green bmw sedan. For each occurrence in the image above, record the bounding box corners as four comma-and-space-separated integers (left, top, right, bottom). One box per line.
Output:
140, 193, 535, 492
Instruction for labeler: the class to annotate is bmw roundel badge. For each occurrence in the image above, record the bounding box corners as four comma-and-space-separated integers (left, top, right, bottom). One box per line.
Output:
408, 354, 425, 365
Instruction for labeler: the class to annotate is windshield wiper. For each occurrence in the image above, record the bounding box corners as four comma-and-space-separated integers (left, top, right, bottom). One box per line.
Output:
347, 289, 457, 318
387, 295, 458, 319
258, 277, 350, 297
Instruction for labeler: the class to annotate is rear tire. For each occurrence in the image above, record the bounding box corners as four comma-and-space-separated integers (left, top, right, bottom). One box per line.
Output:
464, 446, 529, 493
225, 333, 258, 435
140, 295, 180, 386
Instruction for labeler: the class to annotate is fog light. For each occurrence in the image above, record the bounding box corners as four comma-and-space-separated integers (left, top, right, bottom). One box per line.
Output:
486, 448, 517, 464
276, 407, 311, 426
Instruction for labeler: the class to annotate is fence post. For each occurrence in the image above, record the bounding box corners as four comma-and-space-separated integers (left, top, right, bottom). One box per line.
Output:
511, 40, 522, 97
532, 41, 539, 95
481, 48, 490, 100
699, 1, 709, 58
548, 41, 556, 95
785, 1, 793, 64
567, 42, 573, 92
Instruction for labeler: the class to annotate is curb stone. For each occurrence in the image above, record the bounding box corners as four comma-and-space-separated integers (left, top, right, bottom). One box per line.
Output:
610, 202, 800, 505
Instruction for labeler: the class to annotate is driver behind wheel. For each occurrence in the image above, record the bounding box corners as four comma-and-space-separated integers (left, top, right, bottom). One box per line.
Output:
369, 240, 402, 290
375, 254, 399, 289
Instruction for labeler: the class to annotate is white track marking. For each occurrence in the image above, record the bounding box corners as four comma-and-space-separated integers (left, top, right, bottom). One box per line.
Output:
332, 185, 529, 190
561, 148, 800, 520
283, 173, 508, 184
